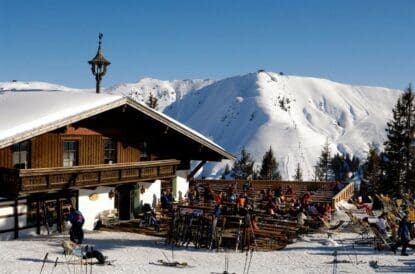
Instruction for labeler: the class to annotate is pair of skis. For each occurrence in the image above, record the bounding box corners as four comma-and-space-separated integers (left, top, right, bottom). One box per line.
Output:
39, 253, 61, 274
235, 218, 243, 252
235, 213, 258, 252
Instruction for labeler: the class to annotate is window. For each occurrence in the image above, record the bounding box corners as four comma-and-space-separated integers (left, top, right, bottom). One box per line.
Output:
104, 139, 117, 164
63, 141, 78, 167
140, 141, 149, 160
12, 141, 30, 169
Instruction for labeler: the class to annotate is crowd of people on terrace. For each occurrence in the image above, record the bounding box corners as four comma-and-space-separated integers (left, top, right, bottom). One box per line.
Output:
169, 181, 337, 229
157, 180, 415, 257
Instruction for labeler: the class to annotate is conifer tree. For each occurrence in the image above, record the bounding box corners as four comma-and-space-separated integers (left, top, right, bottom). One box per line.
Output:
293, 163, 303, 181
331, 153, 347, 182
331, 153, 361, 182
231, 147, 255, 179
383, 85, 415, 194
259, 146, 281, 180
345, 154, 360, 173
146, 93, 158, 109
361, 144, 384, 194
314, 138, 333, 182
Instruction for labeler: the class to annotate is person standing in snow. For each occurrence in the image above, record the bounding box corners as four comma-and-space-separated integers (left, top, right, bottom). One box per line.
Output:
395, 215, 411, 256
376, 213, 388, 236
66, 207, 85, 244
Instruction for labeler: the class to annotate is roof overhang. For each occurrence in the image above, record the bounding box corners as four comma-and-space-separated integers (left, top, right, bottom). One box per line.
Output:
0, 96, 235, 161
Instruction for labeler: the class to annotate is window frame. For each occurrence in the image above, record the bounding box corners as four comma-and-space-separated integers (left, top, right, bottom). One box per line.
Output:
63, 140, 79, 167
12, 141, 30, 169
139, 141, 149, 161
104, 139, 117, 164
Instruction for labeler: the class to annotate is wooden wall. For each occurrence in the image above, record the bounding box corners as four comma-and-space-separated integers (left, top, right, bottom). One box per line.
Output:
31, 134, 62, 168
0, 128, 148, 169
78, 135, 103, 166
0, 147, 12, 168
117, 142, 140, 163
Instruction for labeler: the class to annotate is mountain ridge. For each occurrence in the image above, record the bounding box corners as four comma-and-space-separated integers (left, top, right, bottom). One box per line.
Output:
0, 72, 402, 180
164, 71, 402, 179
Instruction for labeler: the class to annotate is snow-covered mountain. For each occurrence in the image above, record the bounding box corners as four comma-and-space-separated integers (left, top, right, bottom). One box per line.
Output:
107, 78, 214, 111
0, 80, 85, 92
164, 72, 402, 180
0, 73, 402, 180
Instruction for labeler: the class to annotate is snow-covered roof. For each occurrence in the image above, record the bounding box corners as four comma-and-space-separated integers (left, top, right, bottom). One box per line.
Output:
0, 90, 234, 160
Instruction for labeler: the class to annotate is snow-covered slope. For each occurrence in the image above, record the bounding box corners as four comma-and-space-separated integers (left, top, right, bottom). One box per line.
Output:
0, 73, 402, 180
0, 80, 85, 92
106, 78, 214, 111
164, 71, 402, 179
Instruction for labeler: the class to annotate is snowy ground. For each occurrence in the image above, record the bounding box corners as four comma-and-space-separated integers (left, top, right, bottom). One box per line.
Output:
1, 228, 414, 274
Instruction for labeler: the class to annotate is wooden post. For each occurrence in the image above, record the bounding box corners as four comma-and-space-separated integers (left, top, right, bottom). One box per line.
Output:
56, 198, 62, 233
36, 199, 41, 235
13, 199, 18, 239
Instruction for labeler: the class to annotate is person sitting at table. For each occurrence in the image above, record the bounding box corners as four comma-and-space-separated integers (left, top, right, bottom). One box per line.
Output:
215, 191, 224, 205
306, 203, 318, 216
203, 185, 215, 203
237, 192, 247, 215
227, 183, 236, 197
161, 189, 175, 210
227, 189, 237, 204
266, 198, 277, 215
185, 186, 199, 204
285, 185, 295, 201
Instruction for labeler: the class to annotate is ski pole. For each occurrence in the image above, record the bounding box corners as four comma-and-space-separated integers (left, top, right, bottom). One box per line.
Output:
85, 245, 88, 274
243, 249, 249, 274
39, 252, 48, 274
246, 248, 254, 274
90, 246, 93, 274
50, 257, 58, 274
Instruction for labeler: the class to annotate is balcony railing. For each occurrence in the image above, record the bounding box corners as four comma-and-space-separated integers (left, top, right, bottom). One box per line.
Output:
0, 159, 180, 198
331, 182, 355, 209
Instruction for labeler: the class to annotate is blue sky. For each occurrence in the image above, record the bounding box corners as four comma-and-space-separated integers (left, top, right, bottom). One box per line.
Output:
0, 0, 414, 89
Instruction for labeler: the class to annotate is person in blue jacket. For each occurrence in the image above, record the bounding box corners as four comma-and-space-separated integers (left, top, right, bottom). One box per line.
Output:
397, 215, 411, 256
66, 207, 85, 244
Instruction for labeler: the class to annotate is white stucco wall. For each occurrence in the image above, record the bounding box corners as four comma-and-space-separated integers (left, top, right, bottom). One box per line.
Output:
0, 204, 26, 228
138, 180, 161, 209
173, 170, 189, 202
78, 186, 115, 231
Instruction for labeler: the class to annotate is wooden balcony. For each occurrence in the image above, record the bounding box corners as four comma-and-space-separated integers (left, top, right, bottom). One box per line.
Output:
0, 159, 180, 198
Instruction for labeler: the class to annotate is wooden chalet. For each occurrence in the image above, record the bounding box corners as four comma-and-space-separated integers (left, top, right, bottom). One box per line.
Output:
0, 90, 234, 239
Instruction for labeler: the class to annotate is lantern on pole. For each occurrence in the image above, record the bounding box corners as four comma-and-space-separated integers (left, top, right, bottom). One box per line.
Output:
88, 33, 111, 93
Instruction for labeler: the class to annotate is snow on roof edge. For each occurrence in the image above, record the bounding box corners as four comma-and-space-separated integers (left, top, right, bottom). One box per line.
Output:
0, 98, 128, 149
0, 95, 234, 160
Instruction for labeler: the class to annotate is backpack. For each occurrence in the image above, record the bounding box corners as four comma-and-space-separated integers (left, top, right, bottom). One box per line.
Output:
73, 211, 85, 225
